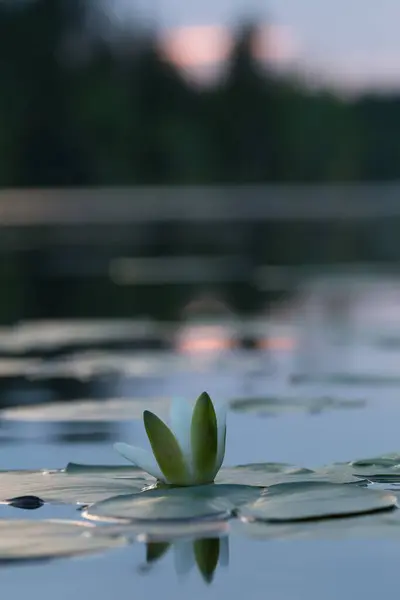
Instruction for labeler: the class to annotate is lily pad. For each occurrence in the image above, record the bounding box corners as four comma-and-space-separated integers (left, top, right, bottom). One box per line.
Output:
19, 350, 177, 380
238, 482, 397, 523
84, 484, 263, 525
353, 473, 400, 485
0, 520, 126, 562
233, 510, 400, 541
0, 469, 151, 505
351, 454, 400, 468
111, 520, 230, 543
64, 463, 144, 475
217, 462, 363, 487
0, 320, 163, 354
0, 397, 170, 422
230, 395, 366, 417
290, 373, 400, 387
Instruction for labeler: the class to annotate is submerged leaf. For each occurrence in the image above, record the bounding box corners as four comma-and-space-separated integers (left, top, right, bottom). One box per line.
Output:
191, 392, 218, 483
144, 411, 190, 485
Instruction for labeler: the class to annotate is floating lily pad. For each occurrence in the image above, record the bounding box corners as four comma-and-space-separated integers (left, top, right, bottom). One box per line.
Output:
0, 320, 164, 354
230, 395, 366, 417
233, 509, 400, 541
351, 454, 400, 468
0, 520, 126, 562
20, 351, 178, 380
0, 455, 396, 515
217, 462, 364, 487
0, 397, 170, 422
290, 373, 400, 387
84, 484, 262, 525
353, 473, 400, 485
64, 463, 144, 475
0, 469, 151, 505
217, 464, 313, 487
238, 482, 397, 523
108, 520, 229, 543
222, 456, 400, 489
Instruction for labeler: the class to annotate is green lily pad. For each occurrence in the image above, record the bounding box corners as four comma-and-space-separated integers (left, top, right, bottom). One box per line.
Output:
291, 373, 400, 386
65, 463, 144, 475
0, 520, 126, 562
238, 482, 397, 523
124, 520, 229, 542
217, 462, 364, 487
351, 454, 400, 468
0, 397, 170, 422
13, 350, 169, 380
230, 395, 366, 417
0, 320, 163, 353
1, 456, 396, 513
0, 469, 151, 505
353, 473, 400, 484
84, 484, 262, 525
233, 509, 400, 541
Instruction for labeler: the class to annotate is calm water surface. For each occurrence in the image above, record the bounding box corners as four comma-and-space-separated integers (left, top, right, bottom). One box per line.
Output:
1, 312, 400, 599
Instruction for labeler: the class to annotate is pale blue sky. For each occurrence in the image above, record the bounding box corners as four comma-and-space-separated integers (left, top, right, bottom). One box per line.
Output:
115, 0, 400, 88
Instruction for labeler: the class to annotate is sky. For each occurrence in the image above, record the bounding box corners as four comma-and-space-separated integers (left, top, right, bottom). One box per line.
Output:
114, 0, 400, 89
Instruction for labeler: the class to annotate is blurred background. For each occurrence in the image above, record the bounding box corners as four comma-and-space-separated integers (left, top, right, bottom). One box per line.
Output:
1, 0, 400, 426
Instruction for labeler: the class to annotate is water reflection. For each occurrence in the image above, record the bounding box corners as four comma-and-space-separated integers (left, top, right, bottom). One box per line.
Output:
141, 536, 229, 584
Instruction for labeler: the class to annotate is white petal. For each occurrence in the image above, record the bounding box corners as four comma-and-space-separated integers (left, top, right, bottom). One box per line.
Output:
113, 442, 164, 481
173, 540, 195, 577
214, 402, 227, 473
170, 396, 194, 474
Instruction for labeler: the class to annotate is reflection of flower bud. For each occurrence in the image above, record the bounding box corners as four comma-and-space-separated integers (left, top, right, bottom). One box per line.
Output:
114, 392, 227, 486
146, 542, 171, 564
144, 536, 229, 583
193, 538, 221, 583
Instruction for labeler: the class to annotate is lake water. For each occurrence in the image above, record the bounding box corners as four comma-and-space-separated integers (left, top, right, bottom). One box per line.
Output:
2, 286, 400, 600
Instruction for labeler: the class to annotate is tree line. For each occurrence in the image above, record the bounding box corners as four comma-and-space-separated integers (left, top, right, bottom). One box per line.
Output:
0, 0, 399, 188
